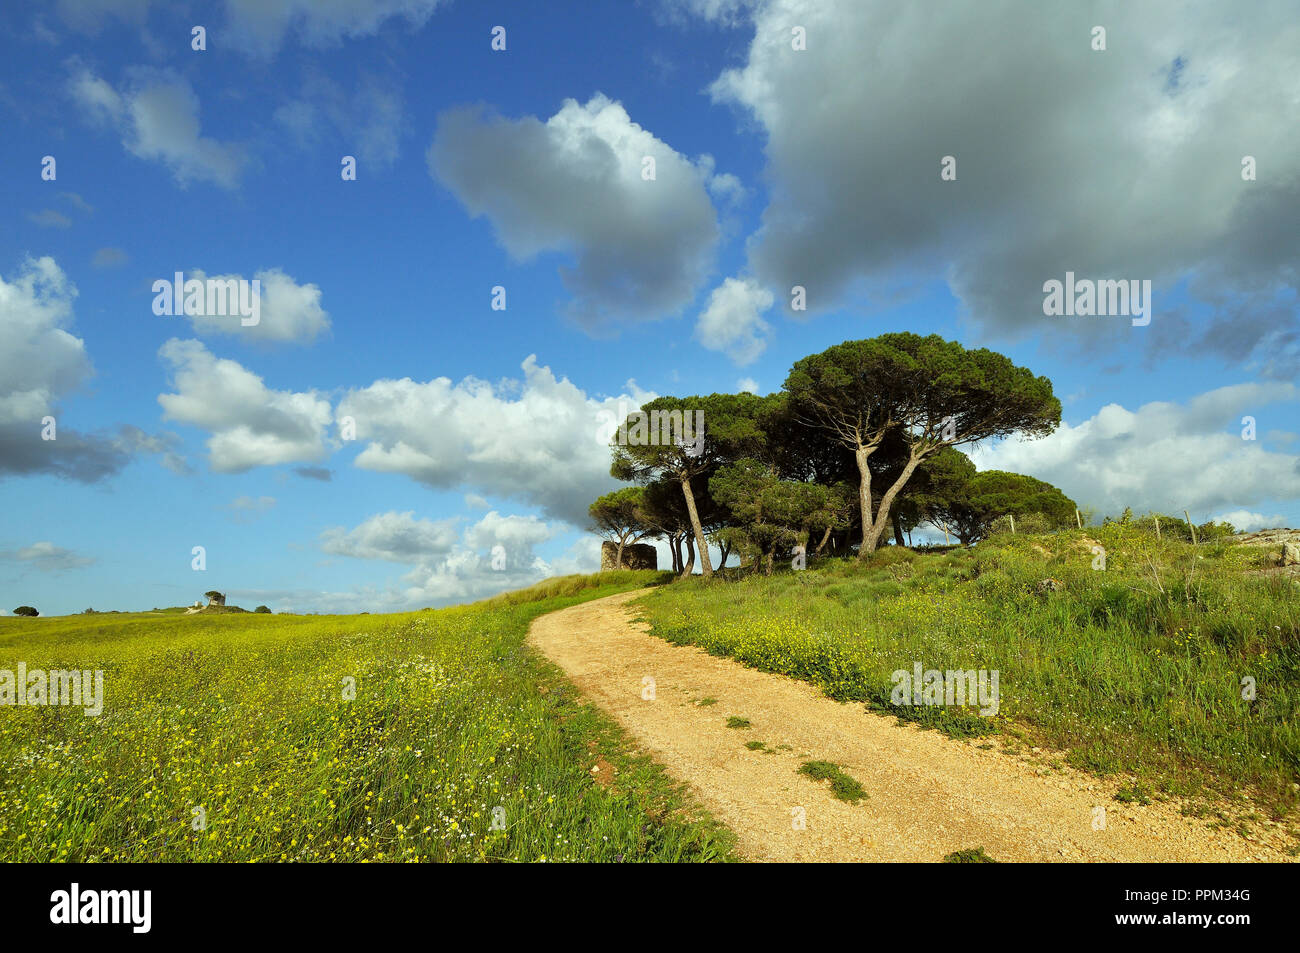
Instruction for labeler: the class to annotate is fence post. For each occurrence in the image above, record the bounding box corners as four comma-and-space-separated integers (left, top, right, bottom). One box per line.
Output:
1154, 515, 1160, 540
1075, 509, 1082, 529
1184, 510, 1197, 545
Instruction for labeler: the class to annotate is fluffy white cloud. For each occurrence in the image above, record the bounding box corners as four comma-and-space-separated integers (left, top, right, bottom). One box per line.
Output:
321, 511, 459, 563
311, 509, 566, 608
1, 541, 95, 571
701, 0, 1300, 374
1210, 510, 1290, 532
969, 382, 1300, 518
399, 510, 565, 604
182, 268, 331, 344
737, 377, 759, 394
694, 276, 773, 364
429, 94, 725, 330
338, 355, 654, 524
157, 339, 334, 472
0, 256, 139, 481
70, 67, 244, 188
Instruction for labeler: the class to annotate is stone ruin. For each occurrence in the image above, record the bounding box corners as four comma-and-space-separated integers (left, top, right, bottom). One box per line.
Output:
601, 541, 657, 571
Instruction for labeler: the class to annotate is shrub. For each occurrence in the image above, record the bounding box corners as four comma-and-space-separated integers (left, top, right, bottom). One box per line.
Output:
944, 847, 998, 863
12, 606, 39, 617
989, 511, 1053, 535
254, 605, 271, 614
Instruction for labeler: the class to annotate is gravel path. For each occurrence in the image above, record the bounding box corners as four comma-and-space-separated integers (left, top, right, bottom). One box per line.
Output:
528, 590, 1295, 863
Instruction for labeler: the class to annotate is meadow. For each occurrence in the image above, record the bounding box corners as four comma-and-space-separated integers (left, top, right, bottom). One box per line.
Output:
0, 570, 736, 862
634, 527, 1300, 826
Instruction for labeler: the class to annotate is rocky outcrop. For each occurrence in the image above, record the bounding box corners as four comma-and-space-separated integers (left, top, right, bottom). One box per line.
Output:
601, 541, 657, 571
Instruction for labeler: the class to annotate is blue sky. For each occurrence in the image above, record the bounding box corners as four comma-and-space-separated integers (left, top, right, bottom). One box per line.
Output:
2, 0, 1298, 615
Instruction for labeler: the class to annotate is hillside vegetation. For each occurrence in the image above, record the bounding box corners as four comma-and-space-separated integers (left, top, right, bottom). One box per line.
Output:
0, 570, 731, 862
635, 528, 1300, 826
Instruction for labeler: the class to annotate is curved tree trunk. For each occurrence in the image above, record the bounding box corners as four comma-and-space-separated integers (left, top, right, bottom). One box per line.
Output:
679, 474, 714, 578
814, 524, 833, 555
615, 537, 626, 569
892, 512, 905, 547
854, 446, 874, 560
680, 531, 696, 578
863, 452, 924, 553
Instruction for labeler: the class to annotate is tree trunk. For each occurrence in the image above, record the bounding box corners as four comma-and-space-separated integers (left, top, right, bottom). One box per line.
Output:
892, 512, 905, 547
680, 531, 696, 578
814, 525, 833, 555
862, 452, 925, 553
615, 537, 626, 569
671, 533, 682, 573
854, 445, 874, 560
679, 475, 714, 578
719, 540, 731, 572
764, 549, 774, 576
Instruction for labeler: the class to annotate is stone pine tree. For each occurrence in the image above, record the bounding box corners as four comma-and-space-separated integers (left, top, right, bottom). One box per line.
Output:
610, 393, 767, 579
588, 486, 656, 569
928, 469, 1077, 543
785, 333, 1060, 556
637, 477, 690, 573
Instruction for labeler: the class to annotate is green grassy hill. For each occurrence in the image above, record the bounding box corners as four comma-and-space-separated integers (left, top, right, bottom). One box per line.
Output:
5, 531, 1296, 861
635, 528, 1300, 831
0, 569, 733, 862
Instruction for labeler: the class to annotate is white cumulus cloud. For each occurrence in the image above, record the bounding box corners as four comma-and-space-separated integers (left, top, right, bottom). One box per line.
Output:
429, 94, 725, 330
338, 354, 654, 525
157, 339, 334, 472
695, 276, 774, 365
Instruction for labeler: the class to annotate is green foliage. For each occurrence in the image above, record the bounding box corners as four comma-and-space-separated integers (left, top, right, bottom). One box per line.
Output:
989, 511, 1056, 536
1114, 783, 1153, 805
710, 458, 843, 573
12, 606, 38, 618
784, 333, 1061, 551
943, 846, 998, 863
943, 471, 1076, 542
589, 487, 658, 567
798, 761, 867, 803
1102, 512, 1237, 543
254, 605, 271, 614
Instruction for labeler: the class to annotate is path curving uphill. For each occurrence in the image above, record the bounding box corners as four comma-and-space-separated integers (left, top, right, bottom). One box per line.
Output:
528, 590, 1294, 863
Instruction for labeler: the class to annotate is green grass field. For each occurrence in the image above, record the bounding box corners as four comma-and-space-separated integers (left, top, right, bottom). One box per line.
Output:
5, 529, 1297, 861
0, 570, 735, 862
634, 528, 1300, 824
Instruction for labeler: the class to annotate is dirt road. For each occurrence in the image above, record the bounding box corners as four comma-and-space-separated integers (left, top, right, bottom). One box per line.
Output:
528, 591, 1294, 862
